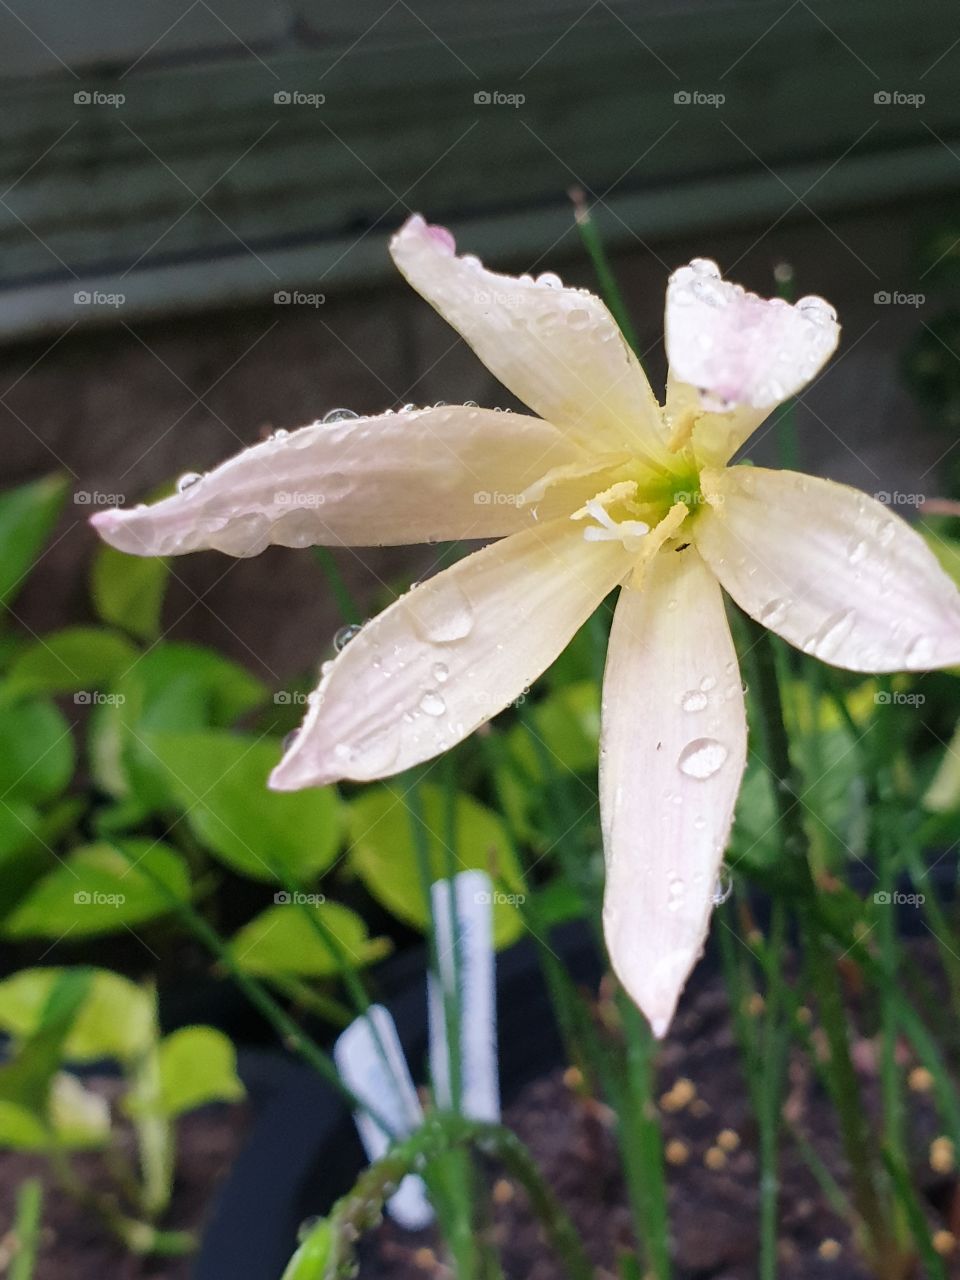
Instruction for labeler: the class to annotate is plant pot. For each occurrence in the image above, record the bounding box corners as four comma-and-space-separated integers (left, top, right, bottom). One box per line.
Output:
192, 921, 604, 1280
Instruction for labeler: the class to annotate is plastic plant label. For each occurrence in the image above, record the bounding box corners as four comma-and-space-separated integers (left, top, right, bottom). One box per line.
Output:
427, 869, 500, 1123
333, 1004, 433, 1230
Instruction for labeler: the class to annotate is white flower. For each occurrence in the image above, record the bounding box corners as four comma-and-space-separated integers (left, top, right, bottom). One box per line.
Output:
92, 216, 960, 1035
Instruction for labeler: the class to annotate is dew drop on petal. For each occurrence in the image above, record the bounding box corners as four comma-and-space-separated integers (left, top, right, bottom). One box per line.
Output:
667, 876, 685, 912
678, 738, 728, 780
536, 271, 563, 288
681, 690, 709, 712
409, 582, 474, 643
177, 471, 203, 493
432, 662, 449, 684
565, 307, 590, 331
419, 689, 446, 717
334, 622, 364, 651
323, 408, 360, 423
712, 870, 733, 906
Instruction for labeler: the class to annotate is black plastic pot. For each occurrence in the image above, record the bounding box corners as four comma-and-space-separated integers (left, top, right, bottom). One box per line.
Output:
192, 921, 604, 1280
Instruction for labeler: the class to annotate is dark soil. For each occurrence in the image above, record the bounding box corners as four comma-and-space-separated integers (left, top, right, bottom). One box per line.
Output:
0, 1081, 247, 1280
366, 969, 960, 1280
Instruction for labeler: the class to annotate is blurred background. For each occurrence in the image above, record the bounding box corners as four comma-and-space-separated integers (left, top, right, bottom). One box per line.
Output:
4, 0, 960, 677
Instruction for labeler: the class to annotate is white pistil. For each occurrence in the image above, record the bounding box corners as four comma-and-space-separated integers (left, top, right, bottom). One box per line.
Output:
573, 481, 651, 552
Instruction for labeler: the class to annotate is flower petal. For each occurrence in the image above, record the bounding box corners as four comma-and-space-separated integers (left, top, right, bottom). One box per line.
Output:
390, 215, 667, 460
665, 258, 839, 465
600, 546, 747, 1036
695, 466, 960, 671
90, 407, 584, 556
271, 518, 633, 788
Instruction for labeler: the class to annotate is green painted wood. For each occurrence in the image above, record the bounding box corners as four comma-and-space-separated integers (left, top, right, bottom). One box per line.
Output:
0, 0, 956, 338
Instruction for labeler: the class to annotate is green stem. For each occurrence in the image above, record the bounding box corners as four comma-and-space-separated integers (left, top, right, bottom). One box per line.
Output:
10, 1179, 42, 1280
286, 1117, 592, 1280
311, 547, 360, 623
735, 611, 898, 1276
570, 186, 642, 359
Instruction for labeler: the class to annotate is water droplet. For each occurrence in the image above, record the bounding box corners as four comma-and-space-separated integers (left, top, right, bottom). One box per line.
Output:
699, 675, 717, 693
759, 598, 789, 628
689, 257, 721, 278
712, 870, 733, 905
323, 408, 359, 423
272, 428, 289, 440
419, 690, 446, 717
177, 471, 203, 493
432, 662, 449, 683
681, 690, 709, 712
667, 876, 685, 911
847, 537, 868, 566
409, 582, 474, 643
678, 738, 728, 780
536, 271, 562, 288
566, 307, 590, 330
334, 622, 363, 651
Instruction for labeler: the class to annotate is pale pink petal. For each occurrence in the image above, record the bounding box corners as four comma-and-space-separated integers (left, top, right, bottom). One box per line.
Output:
390, 215, 667, 460
600, 546, 747, 1036
90, 407, 583, 556
665, 258, 839, 465
270, 519, 633, 788
695, 466, 960, 671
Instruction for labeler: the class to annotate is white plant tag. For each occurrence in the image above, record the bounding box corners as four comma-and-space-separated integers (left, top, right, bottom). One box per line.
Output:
333, 1004, 434, 1230
427, 869, 500, 1122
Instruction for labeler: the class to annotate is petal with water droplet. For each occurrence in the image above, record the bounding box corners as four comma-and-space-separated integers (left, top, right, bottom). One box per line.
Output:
664, 261, 840, 465
271, 518, 634, 788
695, 466, 960, 671
390, 215, 667, 460
89, 407, 583, 556
600, 547, 747, 1037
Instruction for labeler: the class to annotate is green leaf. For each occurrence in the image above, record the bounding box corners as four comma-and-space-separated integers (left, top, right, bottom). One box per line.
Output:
508, 681, 599, 778
230, 900, 390, 978
0, 969, 93, 1142
151, 1027, 244, 1116
4, 627, 138, 699
3, 840, 190, 939
144, 731, 342, 881
91, 543, 169, 642
87, 642, 268, 806
0, 475, 69, 609
348, 784, 524, 947
0, 699, 74, 804
0, 969, 154, 1063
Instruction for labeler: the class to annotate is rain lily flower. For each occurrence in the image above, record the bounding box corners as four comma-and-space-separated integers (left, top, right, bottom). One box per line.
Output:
91, 215, 960, 1035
